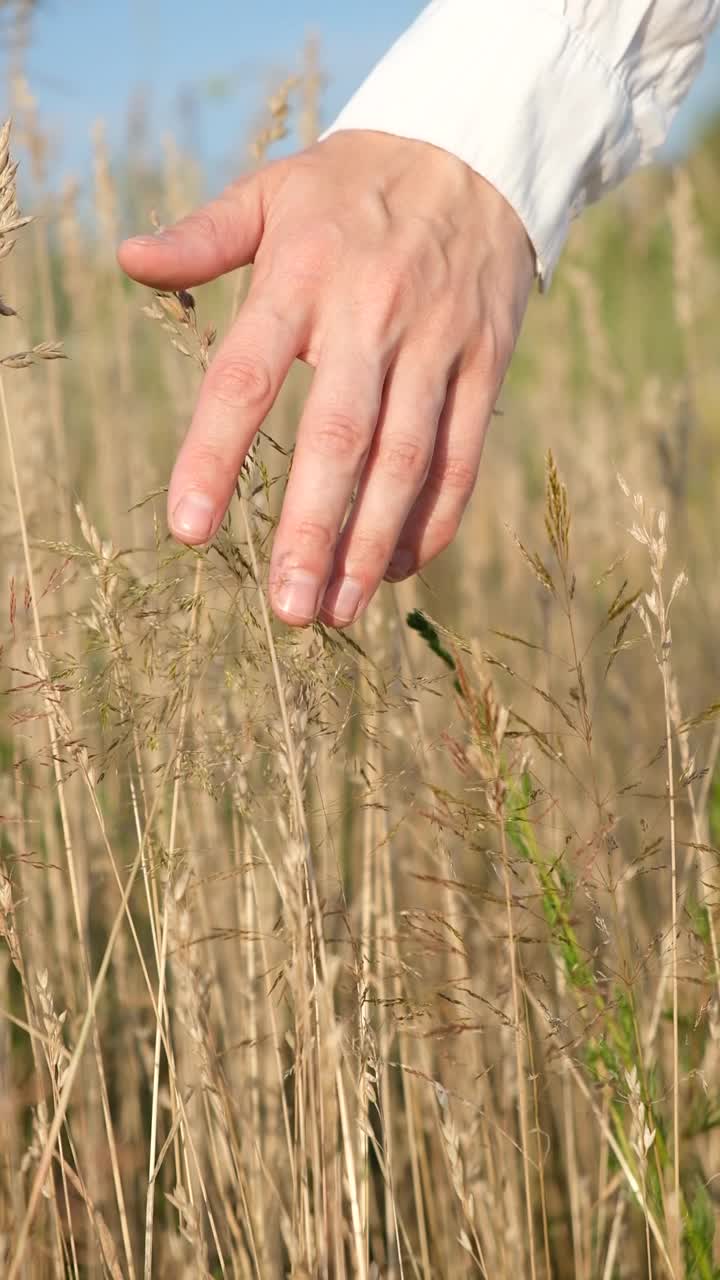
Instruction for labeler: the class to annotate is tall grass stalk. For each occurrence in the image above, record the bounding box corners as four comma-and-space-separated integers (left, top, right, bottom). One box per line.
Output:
1, 47, 720, 1280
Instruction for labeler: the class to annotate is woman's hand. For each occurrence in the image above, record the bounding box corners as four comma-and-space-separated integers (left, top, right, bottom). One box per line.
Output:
118, 130, 534, 628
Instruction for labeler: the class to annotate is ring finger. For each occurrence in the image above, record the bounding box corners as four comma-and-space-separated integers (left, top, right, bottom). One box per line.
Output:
319, 349, 449, 627
384, 364, 496, 582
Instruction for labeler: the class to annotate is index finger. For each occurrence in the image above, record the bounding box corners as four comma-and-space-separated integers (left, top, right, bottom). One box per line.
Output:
168, 293, 308, 544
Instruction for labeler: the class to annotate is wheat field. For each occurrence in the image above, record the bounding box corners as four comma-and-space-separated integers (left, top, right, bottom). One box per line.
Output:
1, 24, 720, 1280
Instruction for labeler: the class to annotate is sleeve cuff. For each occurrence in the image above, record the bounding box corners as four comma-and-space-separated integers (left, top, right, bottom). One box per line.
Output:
320, 0, 642, 283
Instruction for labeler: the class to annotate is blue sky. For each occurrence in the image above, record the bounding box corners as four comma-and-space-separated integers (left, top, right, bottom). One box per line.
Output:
12, 1, 720, 183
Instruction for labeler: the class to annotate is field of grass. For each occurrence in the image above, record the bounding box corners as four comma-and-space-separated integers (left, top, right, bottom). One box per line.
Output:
1, 31, 720, 1280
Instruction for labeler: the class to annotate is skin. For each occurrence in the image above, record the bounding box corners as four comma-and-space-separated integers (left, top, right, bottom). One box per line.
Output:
118, 130, 535, 629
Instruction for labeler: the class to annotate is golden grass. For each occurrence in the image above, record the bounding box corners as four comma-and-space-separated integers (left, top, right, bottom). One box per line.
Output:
1, 42, 720, 1280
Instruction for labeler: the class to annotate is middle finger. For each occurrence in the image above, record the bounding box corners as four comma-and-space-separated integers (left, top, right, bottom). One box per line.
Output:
319, 347, 448, 627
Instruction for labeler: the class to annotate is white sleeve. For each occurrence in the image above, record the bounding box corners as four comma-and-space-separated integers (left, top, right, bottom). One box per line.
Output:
320, 0, 720, 282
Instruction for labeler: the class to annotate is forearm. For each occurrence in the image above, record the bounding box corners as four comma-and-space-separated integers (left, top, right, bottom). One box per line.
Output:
322, 0, 720, 281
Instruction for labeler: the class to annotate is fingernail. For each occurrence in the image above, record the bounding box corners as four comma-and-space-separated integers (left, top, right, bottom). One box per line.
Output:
275, 571, 320, 623
172, 491, 215, 543
125, 232, 169, 247
385, 549, 414, 582
323, 576, 363, 625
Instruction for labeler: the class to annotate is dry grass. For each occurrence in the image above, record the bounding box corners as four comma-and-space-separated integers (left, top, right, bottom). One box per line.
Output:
1, 28, 720, 1280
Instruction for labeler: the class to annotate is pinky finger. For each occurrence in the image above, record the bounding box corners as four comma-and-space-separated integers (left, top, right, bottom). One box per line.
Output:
384, 372, 491, 582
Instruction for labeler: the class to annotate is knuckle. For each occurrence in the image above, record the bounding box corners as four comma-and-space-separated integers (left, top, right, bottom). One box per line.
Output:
309, 412, 369, 464
184, 442, 235, 488
297, 221, 344, 275
209, 354, 272, 410
362, 257, 415, 334
179, 208, 224, 252
479, 323, 501, 369
380, 435, 430, 482
443, 457, 477, 495
293, 519, 335, 554
376, 254, 409, 296
347, 531, 390, 571
428, 455, 476, 500
474, 321, 513, 377
265, 234, 325, 294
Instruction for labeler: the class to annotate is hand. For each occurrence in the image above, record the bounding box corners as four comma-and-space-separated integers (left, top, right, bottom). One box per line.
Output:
118, 131, 534, 628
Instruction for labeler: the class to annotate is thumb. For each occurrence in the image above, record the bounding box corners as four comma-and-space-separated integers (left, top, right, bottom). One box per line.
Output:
117, 172, 266, 289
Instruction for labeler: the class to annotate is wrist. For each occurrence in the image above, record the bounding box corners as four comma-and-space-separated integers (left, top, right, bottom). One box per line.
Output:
319, 128, 534, 296
320, 0, 637, 283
